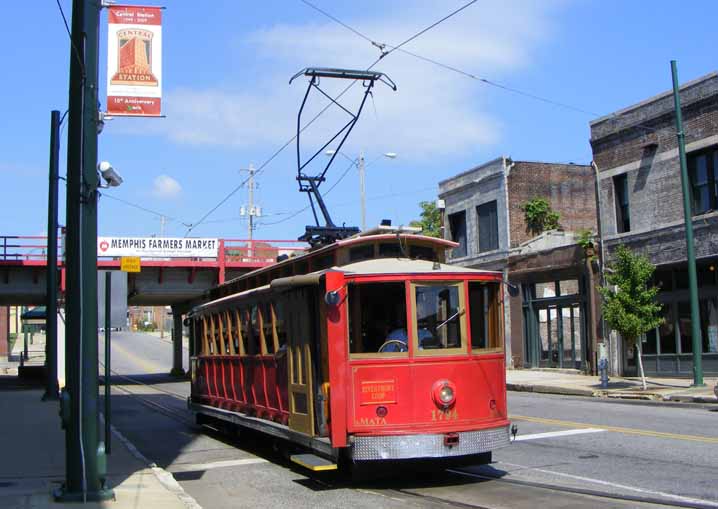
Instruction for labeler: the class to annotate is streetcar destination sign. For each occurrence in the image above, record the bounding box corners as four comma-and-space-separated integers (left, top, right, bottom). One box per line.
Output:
98, 237, 219, 258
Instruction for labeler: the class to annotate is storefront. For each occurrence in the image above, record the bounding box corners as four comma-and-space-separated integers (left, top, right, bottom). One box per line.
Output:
625, 259, 718, 376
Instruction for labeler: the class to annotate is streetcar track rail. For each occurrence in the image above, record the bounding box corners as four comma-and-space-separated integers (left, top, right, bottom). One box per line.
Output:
447, 467, 718, 509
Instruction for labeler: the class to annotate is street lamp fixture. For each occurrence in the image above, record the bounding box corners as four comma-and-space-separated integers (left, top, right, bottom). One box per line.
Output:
324, 150, 397, 230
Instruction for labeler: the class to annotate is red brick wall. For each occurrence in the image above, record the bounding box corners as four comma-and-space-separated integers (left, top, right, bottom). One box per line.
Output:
507, 162, 597, 248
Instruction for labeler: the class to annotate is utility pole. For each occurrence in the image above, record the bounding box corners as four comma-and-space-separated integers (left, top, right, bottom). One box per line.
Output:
358, 151, 366, 231
240, 164, 260, 258
671, 60, 704, 387
56, 0, 113, 502
43, 110, 61, 402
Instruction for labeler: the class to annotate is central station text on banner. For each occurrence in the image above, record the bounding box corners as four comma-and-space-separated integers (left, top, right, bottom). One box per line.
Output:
107, 5, 163, 116
98, 237, 219, 258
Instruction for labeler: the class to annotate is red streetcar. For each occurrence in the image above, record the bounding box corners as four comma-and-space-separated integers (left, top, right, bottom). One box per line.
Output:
187, 230, 510, 471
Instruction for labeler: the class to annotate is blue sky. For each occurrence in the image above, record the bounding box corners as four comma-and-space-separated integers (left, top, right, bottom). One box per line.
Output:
2, 1, 716, 242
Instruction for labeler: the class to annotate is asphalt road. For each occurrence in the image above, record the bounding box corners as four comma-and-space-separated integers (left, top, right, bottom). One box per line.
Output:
102, 331, 718, 509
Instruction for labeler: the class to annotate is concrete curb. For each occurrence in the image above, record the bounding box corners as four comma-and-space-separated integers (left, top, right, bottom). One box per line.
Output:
107, 419, 203, 509
507, 383, 718, 405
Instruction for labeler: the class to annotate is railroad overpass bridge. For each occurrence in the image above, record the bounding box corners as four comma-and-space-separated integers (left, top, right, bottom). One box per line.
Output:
0, 235, 306, 307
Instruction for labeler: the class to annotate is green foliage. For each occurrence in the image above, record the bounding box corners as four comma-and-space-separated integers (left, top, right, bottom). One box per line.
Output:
135, 320, 157, 332
576, 229, 594, 250
521, 198, 560, 236
410, 201, 442, 238
599, 245, 663, 345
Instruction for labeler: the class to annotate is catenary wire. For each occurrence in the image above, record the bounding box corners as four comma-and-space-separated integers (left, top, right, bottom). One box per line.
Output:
186, 2, 477, 235
101, 193, 190, 227
300, 0, 668, 134
55, 0, 85, 78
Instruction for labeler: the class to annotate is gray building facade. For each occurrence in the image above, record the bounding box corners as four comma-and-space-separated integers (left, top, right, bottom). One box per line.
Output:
590, 71, 718, 376
439, 157, 599, 371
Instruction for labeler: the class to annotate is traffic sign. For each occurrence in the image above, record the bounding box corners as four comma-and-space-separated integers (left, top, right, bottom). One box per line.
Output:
120, 256, 141, 273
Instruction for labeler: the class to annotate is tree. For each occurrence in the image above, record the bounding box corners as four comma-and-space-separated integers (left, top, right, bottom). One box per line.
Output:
599, 245, 663, 390
410, 201, 441, 238
521, 197, 560, 236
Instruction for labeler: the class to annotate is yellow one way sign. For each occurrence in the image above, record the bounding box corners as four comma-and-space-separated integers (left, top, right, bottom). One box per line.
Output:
120, 256, 141, 273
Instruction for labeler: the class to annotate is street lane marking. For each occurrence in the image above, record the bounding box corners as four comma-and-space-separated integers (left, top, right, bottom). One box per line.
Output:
510, 414, 718, 444
514, 428, 605, 442
111, 339, 166, 374
170, 458, 268, 472
494, 461, 718, 508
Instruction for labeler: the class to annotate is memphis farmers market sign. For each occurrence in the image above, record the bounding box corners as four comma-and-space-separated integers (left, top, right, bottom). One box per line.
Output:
98, 237, 219, 258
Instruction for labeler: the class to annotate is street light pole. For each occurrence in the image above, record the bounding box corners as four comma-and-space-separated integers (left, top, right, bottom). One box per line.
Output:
56, 0, 113, 501
43, 110, 61, 402
670, 60, 704, 387
358, 151, 366, 231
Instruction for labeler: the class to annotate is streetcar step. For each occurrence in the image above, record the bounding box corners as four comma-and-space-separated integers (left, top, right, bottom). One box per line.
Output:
290, 454, 337, 472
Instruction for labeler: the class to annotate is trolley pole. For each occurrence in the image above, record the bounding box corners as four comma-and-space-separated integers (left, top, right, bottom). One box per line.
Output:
671, 60, 704, 387
43, 110, 61, 402
56, 0, 113, 501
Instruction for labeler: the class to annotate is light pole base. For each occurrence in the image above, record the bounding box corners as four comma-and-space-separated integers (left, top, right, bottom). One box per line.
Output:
170, 368, 186, 377
690, 383, 707, 388
53, 484, 115, 502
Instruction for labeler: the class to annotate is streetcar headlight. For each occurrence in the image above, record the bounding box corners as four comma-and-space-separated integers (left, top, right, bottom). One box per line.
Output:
432, 380, 457, 408
439, 386, 454, 404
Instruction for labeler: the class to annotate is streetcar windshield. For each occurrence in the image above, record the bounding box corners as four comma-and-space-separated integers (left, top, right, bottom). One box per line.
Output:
412, 283, 466, 354
347, 282, 408, 356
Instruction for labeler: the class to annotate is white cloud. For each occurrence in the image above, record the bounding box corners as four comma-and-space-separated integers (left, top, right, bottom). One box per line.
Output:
152, 174, 182, 198
125, 1, 561, 161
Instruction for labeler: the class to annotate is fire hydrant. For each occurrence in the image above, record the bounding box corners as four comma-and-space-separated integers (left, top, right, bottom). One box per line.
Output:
598, 357, 609, 389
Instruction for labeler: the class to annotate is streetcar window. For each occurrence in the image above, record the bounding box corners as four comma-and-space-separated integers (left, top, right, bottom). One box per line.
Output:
409, 245, 437, 261
231, 310, 242, 354
413, 283, 466, 353
239, 308, 251, 355
312, 253, 335, 271
378, 242, 403, 258
469, 282, 502, 351
348, 282, 408, 355
349, 244, 374, 262
261, 302, 276, 354
274, 302, 287, 351
249, 306, 261, 355
219, 313, 228, 354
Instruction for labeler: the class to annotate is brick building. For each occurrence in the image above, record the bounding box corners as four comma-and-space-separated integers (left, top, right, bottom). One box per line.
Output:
439, 158, 600, 371
590, 71, 718, 376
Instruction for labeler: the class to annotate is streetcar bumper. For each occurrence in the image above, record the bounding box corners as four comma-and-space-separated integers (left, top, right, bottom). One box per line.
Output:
350, 424, 510, 461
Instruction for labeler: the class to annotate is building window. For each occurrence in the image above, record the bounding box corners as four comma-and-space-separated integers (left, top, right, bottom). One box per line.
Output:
477, 200, 498, 253
688, 147, 718, 215
448, 210, 467, 258
613, 173, 630, 233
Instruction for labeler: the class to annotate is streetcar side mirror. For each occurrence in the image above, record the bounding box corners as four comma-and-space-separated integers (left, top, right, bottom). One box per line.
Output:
183, 317, 192, 327
324, 290, 341, 306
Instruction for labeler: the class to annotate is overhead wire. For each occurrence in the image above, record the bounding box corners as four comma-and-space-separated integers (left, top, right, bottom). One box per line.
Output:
101, 193, 190, 227
185, 1, 477, 236
300, 0, 667, 134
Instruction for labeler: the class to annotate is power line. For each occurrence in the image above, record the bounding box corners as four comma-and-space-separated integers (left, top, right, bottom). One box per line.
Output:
186, 1, 478, 236
101, 193, 189, 227
300, 0, 667, 134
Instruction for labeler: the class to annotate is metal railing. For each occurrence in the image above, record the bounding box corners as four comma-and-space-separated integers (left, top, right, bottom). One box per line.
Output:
1, 235, 307, 267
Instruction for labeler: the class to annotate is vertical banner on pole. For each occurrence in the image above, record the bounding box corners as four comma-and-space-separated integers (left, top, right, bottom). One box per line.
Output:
107, 5, 163, 117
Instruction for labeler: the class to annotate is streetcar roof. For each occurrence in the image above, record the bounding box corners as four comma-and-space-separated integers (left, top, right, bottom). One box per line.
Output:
333, 258, 501, 277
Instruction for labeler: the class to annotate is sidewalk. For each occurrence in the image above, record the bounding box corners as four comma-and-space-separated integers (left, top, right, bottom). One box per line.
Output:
0, 382, 198, 509
507, 368, 718, 404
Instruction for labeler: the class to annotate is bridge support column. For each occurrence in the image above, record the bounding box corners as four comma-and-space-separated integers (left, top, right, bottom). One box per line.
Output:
170, 306, 184, 377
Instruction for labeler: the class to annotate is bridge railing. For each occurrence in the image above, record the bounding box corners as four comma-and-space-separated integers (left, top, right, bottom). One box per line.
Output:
1, 236, 308, 267
0, 235, 59, 262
